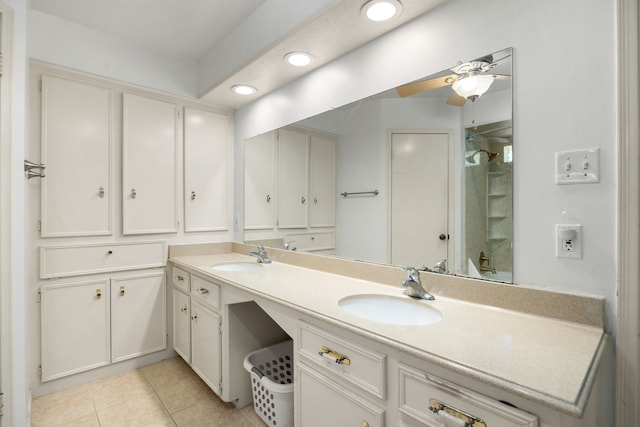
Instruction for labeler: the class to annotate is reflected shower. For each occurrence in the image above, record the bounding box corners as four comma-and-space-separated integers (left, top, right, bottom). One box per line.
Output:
465, 149, 499, 164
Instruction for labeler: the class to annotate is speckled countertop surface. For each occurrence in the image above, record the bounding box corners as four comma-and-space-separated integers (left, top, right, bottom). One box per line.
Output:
170, 251, 606, 417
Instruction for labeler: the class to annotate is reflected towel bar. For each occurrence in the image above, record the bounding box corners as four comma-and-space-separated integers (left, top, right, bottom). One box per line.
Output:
340, 190, 379, 198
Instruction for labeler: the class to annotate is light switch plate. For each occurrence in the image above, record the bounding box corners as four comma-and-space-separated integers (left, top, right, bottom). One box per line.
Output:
555, 148, 600, 184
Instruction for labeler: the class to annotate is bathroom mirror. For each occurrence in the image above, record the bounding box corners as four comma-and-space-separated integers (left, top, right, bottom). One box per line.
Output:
244, 48, 513, 283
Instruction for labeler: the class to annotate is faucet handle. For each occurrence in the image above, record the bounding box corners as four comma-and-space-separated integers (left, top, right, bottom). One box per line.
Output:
403, 266, 422, 284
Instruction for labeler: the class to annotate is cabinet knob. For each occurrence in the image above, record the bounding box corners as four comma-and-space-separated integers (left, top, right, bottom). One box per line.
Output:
439, 234, 447, 241
301, 196, 306, 204
191, 191, 196, 200
96, 289, 102, 299
181, 304, 188, 313
98, 187, 105, 198
120, 286, 125, 296
266, 194, 271, 203
191, 314, 198, 322
314, 197, 318, 204
107, 250, 113, 255
131, 189, 137, 199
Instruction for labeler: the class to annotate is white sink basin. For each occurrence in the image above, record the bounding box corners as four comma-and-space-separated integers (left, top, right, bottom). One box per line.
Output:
338, 294, 442, 326
210, 262, 264, 272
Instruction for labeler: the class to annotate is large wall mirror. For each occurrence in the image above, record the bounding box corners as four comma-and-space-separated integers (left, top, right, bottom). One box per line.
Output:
244, 48, 513, 284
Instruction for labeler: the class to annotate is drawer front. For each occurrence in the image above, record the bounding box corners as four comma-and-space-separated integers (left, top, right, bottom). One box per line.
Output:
398, 364, 538, 427
284, 231, 334, 252
297, 321, 386, 399
41, 241, 166, 279
172, 266, 191, 293
191, 274, 221, 310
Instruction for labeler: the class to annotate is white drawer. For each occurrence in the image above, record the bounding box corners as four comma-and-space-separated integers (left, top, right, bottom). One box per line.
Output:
297, 321, 386, 399
172, 266, 190, 293
398, 363, 539, 427
40, 241, 165, 279
284, 231, 334, 252
191, 274, 221, 310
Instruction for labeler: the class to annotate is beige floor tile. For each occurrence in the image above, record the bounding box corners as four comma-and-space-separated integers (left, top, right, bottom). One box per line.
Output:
90, 368, 155, 410
97, 391, 174, 427
171, 397, 245, 427
142, 356, 194, 390
31, 383, 95, 427
155, 369, 220, 414
52, 412, 100, 427
240, 405, 268, 427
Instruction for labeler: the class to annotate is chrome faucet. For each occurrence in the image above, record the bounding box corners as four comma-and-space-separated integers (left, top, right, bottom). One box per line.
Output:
283, 241, 297, 251
249, 245, 271, 264
419, 259, 447, 274
401, 267, 435, 300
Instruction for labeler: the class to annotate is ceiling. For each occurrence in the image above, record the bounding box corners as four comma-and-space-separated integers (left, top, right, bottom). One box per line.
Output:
29, 0, 447, 109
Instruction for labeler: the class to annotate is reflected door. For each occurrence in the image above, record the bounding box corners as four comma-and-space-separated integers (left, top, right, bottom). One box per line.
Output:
390, 132, 449, 268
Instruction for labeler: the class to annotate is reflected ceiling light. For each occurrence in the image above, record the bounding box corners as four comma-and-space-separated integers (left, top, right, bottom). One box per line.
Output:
361, 0, 402, 22
231, 84, 257, 95
284, 51, 313, 67
452, 74, 495, 101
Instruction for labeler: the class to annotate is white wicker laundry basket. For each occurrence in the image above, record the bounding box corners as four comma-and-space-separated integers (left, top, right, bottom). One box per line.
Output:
243, 340, 294, 427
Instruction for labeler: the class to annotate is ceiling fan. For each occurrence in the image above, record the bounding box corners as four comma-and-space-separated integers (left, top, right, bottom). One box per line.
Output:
395, 53, 511, 106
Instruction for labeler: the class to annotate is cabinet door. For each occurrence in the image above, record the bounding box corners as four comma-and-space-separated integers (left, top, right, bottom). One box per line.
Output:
298, 365, 384, 427
41, 280, 110, 381
278, 129, 309, 228
41, 75, 112, 237
191, 299, 222, 395
184, 107, 230, 232
309, 136, 336, 227
123, 93, 178, 234
172, 289, 191, 363
111, 273, 167, 363
244, 131, 276, 230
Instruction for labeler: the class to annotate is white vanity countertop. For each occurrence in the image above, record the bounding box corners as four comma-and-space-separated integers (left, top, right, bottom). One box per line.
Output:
170, 252, 605, 417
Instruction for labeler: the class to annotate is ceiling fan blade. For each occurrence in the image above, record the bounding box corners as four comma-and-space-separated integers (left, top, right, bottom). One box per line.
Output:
396, 74, 457, 97
447, 92, 466, 106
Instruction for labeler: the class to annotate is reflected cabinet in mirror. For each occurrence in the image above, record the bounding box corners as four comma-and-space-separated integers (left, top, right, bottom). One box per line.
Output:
244, 48, 513, 283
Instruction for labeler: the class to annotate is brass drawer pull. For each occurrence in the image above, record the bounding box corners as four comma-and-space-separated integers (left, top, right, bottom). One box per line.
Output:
429, 398, 486, 427
319, 346, 351, 365
175, 275, 185, 281
197, 287, 210, 295
120, 286, 125, 296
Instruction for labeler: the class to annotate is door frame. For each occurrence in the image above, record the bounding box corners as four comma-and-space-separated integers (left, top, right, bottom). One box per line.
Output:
386, 128, 454, 268
616, 0, 639, 425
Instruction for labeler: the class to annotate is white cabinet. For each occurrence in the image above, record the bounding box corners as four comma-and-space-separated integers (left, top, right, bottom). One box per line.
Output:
184, 107, 230, 232
309, 136, 336, 227
277, 128, 309, 228
110, 273, 166, 363
191, 298, 222, 395
173, 288, 191, 362
123, 93, 178, 234
244, 131, 277, 230
40, 279, 110, 381
41, 272, 166, 381
40, 75, 113, 237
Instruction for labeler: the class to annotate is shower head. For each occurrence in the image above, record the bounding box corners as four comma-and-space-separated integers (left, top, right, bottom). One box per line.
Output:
465, 149, 499, 164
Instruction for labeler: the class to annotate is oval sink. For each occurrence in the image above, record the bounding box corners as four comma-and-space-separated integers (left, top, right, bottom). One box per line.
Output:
338, 294, 442, 326
210, 262, 264, 272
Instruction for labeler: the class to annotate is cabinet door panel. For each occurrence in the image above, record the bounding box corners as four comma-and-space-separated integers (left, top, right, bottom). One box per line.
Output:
298, 364, 384, 427
41, 75, 112, 237
309, 136, 336, 227
184, 108, 230, 232
111, 273, 166, 362
191, 299, 222, 395
172, 289, 191, 363
244, 132, 276, 229
41, 280, 110, 381
123, 94, 178, 234
278, 129, 309, 228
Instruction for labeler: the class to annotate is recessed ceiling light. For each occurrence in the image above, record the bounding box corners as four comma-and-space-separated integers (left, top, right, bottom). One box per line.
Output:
361, 0, 403, 22
284, 51, 314, 67
231, 84, 257, 95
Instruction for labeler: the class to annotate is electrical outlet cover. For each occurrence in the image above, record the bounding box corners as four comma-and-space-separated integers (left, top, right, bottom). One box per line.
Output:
556, 224, 583, 259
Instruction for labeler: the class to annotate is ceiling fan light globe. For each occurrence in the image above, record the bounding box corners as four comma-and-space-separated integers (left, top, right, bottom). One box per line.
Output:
452, 74, 495, 100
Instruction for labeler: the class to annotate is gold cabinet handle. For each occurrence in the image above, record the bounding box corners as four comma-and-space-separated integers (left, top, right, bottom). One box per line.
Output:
429, 398, 486, 427
197, 287, 210, 295
318, 346, 350, 365
362, 422, 369, 427
96, 289, 102, 299
119, 286, 125, 296
176, 275, 185, 281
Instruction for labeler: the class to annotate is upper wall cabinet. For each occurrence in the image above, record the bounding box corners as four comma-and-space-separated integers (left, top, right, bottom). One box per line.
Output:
309, 135, 336, 227
184, 108, 230, 232
278, 128, 310, 229
122, 94, 179, 235
41, 75, 113, 237
244, 131, 277, 230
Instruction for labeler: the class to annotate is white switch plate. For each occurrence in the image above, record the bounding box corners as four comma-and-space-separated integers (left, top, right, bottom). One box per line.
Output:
555, 148, 600, 184
556, 224, 583, 259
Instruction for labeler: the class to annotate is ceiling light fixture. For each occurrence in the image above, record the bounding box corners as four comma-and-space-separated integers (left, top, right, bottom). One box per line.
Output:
284, 52, 313, 67
452, 74, 495, 101
361, 0, 403, 22
231, 84, 257, 95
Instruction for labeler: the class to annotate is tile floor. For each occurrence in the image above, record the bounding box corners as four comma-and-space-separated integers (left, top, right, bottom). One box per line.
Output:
31, 356, 269, 427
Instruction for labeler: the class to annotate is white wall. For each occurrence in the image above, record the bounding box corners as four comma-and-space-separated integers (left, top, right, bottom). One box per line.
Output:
235, 0, 617, 331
